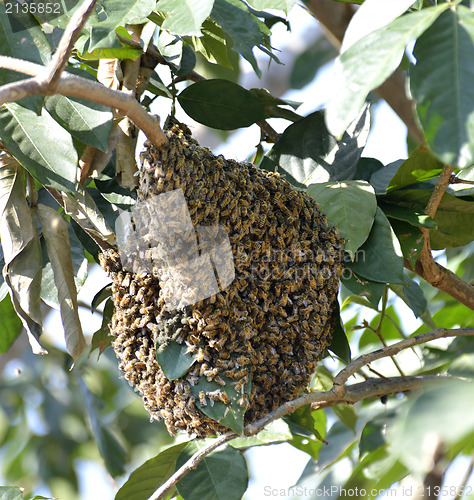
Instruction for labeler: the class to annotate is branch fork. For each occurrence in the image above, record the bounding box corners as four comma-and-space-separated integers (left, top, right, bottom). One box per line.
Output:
0, 0, 167, 148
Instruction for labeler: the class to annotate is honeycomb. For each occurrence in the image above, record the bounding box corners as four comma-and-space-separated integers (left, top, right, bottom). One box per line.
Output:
99, 123, 344, 437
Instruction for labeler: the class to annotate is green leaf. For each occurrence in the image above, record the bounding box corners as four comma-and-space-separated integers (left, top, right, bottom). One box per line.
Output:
78, 376, 127, 477
387, 146, 444, 193
245, 0, 297, 14
67, 223, 89, 291
211, 0, 264, 76
156, 0, 214, 36
369, 160, 404, 195
346, 207, 405, 284
146, 70, 173, 98
429, 195, 474, 249
389, 379, 474, 474
378, 201, 436, 229
333, 403, 358, 432
390, 273, 427, 318
285, 404, 316, 437
0, 293, 22, 354
176, 443, 248, 500
387, 188, 474, 249
307, 181, 377, 258
341, 0, 418, 53
0, 104, 77, 193
78, 44, 143, 60
187, 18, 233, 68
44, 95, 113, 152
0, 3, 51, 112
189, 374, 250, 434
91, 283, 112, 313
359, 413, 391, 457
410, 6, 474, 168
178, 79, 266, 130
289, 36, 338, 90
94, 167, 137, 208
448, 353, 474, 378
230, 419, 292, 449
90, 297, 113, 358
115, 442, 189, 500
155, 340, 196, 380
388, 218, 423, 268
88, 0, 157, 51
326, 4, 449, 138
156, 30, 184, 68
287, 409, 327, 461
354, 157, 385, 182
62, 186, 116, 247
0, 487, 24, 500
0, 164, 44, 354
340, 272, 385, 309
36, 204, 86, 362
327, 301, 351, 363
262, 107, 370, 189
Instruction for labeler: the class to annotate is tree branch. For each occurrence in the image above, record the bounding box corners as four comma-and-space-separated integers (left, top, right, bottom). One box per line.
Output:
0, 58, 167, 148
148, 432, 237, 500
40, 0, 98, 91
333, 327, 474, 388
303, 0, 425, 144
149, 327, 474, 500
404, 164, 474, 310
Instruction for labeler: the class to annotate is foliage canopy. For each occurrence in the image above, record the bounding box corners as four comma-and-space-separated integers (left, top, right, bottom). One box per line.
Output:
0, 0, 474, 499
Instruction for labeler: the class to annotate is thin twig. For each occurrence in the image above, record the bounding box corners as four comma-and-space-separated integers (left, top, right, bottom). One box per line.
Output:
148, 432, 237, 500
450, 175, 474, 186
40, 0, 98, 91
333, 328, 474, 388
150, 327, 474, 500
373, 286, 406, 378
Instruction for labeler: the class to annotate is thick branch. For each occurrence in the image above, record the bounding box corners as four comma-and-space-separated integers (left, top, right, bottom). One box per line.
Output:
0, 58, 167, 148
304, 0, 424, 144
150, 327, 474, 500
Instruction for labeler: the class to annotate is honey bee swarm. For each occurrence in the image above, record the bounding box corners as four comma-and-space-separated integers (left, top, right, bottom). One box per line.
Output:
100, 123, 344, 437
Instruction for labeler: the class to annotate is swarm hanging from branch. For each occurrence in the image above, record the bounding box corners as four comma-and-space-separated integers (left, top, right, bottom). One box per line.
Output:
100, 122, 344, 437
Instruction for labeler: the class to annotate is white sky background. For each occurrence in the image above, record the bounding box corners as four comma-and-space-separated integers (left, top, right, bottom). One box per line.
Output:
36, 4, 474, 500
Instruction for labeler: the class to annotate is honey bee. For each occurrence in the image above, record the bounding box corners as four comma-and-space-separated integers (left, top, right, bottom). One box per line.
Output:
203, 367, 219, 381
234, 376, 248, 394
120, 294, 132, 309
198, 391, 207, 407
214, 375, 226, 387
236, 355, 250, 367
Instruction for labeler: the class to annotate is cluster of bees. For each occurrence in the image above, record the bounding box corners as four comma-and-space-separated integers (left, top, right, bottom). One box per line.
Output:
99, 122, 344, 437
